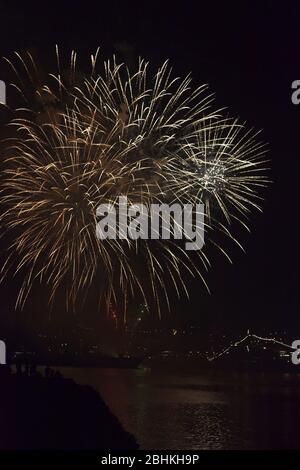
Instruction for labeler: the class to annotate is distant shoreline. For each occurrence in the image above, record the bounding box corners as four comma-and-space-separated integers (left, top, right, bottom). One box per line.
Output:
11, 354, 142, 369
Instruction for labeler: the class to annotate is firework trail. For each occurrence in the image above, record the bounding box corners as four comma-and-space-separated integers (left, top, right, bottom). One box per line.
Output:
0, 49, 269, 317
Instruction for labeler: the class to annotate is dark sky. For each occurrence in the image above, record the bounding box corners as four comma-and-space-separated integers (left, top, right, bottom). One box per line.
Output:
0, 1, 299, 335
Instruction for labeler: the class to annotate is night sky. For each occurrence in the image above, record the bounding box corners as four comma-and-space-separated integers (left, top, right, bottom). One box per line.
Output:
0, 1, 299, 336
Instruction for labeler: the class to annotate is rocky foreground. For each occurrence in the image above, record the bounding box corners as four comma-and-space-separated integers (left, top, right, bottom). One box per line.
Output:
0, 367, 138, 449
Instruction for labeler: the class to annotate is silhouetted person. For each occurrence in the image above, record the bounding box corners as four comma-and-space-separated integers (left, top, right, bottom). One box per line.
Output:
30, 364, 37, 377
45, 366, 50, 378
16, 360, 22, 376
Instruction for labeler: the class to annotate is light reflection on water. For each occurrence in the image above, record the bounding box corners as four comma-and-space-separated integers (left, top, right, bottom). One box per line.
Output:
58, 367, 300, 450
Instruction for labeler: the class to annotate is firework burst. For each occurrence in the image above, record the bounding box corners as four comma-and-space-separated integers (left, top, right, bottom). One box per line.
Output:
0, 49, 269, 317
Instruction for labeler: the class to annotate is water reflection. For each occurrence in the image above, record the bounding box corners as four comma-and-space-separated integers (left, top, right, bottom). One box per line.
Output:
59, 367, 300, 449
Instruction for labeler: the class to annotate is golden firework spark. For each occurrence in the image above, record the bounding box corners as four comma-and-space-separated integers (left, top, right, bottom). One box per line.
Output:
0, 49, 269, 317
